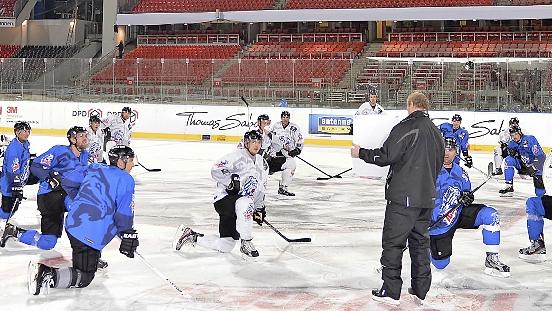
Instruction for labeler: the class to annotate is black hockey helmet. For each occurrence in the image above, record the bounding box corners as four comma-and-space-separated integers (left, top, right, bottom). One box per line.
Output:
122, 106, 132, 113
89, 115, 101, 124
14, 121, 31, 134
67, 126, 87, 141
451, 114, 462, 122
257, 114, 270, 122
509, 124, 522, 135
368, 88, 378, 96
281, 111, 290, 118
444, 136, 457, 150
509, 117, 519, 127
108, 145, 135, 166
243, 130, 262, 145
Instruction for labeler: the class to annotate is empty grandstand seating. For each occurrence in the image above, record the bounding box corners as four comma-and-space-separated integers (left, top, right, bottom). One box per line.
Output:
132, 0, 274, 13
220, 41, 365, 86
0, 0, 16, 17
0, 45, 19, 58
285, 0, 494, 9
356, 62, 409, 91
512, 0, 552, 4
92, 45, 241, 85
377, 40, 552, 57
389, 31, 552, 42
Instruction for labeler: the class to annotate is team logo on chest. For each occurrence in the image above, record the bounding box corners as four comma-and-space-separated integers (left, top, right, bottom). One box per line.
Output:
40, 154, 54, 167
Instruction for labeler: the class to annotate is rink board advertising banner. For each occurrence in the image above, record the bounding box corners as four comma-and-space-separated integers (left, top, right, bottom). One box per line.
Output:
308, 114, 352, 135
0, 101, 551, 149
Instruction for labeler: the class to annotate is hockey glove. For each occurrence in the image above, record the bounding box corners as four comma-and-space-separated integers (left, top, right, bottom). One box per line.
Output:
459, 191, 474, 206
253, 207, 266, 226
102, 127, 111, 140
47, 171, 62, 191
525, 164, 538, 177
500, 143, 508, 158
464, 155, 473, 168
11, 186, 23, 200
119, 229, 139, 258
508, 148, 520, 159
288, 147, 301, 157
226, 174, 240, 195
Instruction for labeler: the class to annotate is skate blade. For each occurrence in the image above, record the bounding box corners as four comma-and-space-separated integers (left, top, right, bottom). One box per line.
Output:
27, 260, 39, 295
499, 192, 514, 197
484, 267, 511, 278
371, 295, 400, 306
518, 253, 546, 263
172, 224, 187, 251
411, 295, 425, 306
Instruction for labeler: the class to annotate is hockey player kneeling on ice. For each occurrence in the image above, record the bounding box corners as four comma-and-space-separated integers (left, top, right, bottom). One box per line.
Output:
173, 130, 268, 257
519, 195, 552, 262
266, 111, 304, 196
492, 117, 519, 176
430, 137, 510, 278
1, 127, 90, 250
499, 125, 546, 197
27, 146, 138, 295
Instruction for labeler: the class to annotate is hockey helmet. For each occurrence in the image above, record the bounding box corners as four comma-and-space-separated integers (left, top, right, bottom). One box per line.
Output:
509, 117, 519, 127
89, 115, 101, 124
509, 124, 522, 135
243, 130, 262, 144
444, 136, 457, 150
108, 145, 135, 166
257, 114, 270, 122
14, 121, 31, 134
281, 111, 290, 118
122, 107, 132, 113
368, 88, 378, 96
451, 114, 462, 122
67, 126, 87, 141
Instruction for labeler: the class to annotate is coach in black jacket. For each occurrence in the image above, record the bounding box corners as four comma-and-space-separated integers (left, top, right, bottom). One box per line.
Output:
351, 91, 444, 305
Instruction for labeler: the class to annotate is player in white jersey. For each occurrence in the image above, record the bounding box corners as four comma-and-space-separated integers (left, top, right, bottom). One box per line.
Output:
173, 130, 268, 257
493, 117, 519, 175
267, 111, 304, 196
237, 114, 272, 156
100, 107, 133, 153
86, 115, 104, 164
355, 88, 384, 115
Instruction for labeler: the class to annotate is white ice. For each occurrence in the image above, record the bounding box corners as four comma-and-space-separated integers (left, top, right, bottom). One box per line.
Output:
1, 136, 552, 310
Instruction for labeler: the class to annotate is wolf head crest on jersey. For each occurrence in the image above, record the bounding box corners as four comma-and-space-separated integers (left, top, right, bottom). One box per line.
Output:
440, 186, 461, 225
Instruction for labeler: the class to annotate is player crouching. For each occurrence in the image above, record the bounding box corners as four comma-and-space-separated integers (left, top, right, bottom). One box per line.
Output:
430, 137, 510, 278
173, 130, 268, 257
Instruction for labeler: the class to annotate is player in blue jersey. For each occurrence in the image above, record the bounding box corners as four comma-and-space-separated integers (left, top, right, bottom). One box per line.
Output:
429, 136, 510, 278
0, 126, 89, 250
499, 125, 546, 197
438, 114, 472, 168
0, 122, 32, 229
519, 194, 552, 262
27, 145, 138, 295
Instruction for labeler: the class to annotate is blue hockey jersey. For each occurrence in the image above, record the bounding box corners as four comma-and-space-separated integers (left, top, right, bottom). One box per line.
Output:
430, 163, 472, 236
439, 123, 469, 153
507, 134, 545, 165
65, 163, 135, 251
30, 145, 89, 195
1, 138, 31, 196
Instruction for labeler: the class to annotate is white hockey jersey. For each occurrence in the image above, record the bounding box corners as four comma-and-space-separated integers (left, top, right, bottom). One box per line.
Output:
268, 121, 304, 157
236, 127, 272, 153
355, 102, 384, 115
211, 148, 268, 208
86, 126, 104, 163
101, 114, 133, 146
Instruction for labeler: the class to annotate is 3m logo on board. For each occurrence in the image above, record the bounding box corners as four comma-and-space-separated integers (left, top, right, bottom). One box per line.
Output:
7, 106, 18, 114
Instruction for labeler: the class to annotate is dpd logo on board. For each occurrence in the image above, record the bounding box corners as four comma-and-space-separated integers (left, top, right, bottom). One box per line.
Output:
72, 108, 103, 118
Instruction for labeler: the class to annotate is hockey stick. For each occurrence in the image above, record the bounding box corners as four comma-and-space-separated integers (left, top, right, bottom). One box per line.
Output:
296, 155, 334, 179
137, 162, 161, 172
134, 250, 188, 297
263, 219, 311, 243
460, 157, 500, 183
0, 197, 23, 247
429, 162, 494, 229
316, 168, 352, 180
240, 96, 252, 129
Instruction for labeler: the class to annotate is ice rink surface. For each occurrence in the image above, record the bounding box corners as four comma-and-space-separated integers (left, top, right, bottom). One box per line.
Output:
1, 136, 552, 310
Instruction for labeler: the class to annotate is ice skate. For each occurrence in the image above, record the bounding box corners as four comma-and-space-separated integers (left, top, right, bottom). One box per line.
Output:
27, 260, 55, 295
173, 225, 201, 251
278, 186, 295, 197
519, 239, 546, 263
492, 168, 503, 176
240, 239, 259, 257
0, 223, 23, 247
408, 287, 424, 306
97, 258, 109, 270
484, 253, 511, 278
371, 288, 400, 306
499, 185, 514, 197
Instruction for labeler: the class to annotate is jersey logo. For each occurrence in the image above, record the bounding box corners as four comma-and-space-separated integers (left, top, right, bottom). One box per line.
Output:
532, 145, 539, 156
40, 154, 54, 167
440, 186, 461, 226
215, 160, 228, 168
240, 176, 259, 197
12, 158, 20, 172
